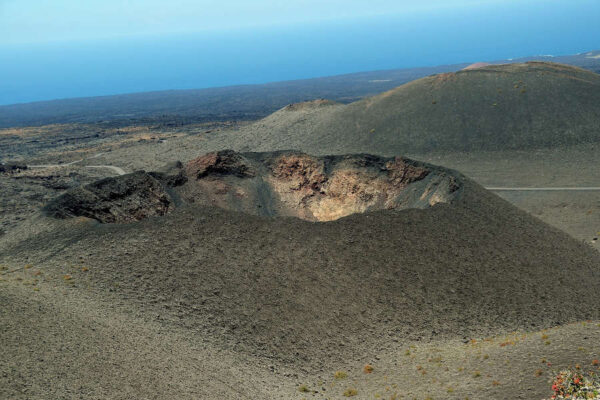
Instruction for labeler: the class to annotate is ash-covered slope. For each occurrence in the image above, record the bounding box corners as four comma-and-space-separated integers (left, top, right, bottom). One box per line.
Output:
224, 62, 600, 154
5, 151, 600, 369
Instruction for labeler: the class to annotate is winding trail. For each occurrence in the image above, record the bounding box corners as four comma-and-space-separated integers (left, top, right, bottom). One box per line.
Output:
28, 154, 126, 176
28, 159, 83, 168
84, 165, 126, 175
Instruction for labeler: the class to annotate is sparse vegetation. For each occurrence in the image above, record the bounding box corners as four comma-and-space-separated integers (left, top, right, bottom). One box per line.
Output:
343, 388, 358, 397
536, 369, 545, 377
334, 371, 347, 379
548, 369, 600, 399
298, 384, 310, 393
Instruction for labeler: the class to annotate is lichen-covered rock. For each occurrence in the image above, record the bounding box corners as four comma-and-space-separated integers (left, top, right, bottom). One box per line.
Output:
44, 171, 173, 223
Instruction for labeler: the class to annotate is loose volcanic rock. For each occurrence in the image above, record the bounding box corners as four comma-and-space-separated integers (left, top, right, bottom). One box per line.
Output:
186, 150, 255, 179
43, 171, 173, 223
148, 161, 188, 187
0, 163, 27, 173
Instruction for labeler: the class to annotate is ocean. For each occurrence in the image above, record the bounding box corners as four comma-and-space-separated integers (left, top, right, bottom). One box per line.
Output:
1, 1, 599, 105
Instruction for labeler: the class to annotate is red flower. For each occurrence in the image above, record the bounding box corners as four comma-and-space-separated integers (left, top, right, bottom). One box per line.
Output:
573, 377, 581, 385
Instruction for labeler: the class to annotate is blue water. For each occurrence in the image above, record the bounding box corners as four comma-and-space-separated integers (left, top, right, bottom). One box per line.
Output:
1, 1, 599, 105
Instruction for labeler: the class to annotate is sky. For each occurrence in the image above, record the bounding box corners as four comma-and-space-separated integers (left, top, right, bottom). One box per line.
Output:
1, 0, 599, 104
0, 0, 518, 44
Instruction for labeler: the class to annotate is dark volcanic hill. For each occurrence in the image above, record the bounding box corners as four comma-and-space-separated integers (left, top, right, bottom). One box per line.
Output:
223, 62, 600, 154
4, 151, 600, 369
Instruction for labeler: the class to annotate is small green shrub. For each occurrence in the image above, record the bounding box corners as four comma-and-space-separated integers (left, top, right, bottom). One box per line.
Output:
298, 384, 310, 393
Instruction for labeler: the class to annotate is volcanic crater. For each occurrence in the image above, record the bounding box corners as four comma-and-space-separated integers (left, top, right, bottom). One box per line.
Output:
44, 150, 464, 223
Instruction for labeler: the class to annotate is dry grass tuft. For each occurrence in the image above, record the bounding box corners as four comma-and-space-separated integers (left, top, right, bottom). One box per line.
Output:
334, 371, 347, 380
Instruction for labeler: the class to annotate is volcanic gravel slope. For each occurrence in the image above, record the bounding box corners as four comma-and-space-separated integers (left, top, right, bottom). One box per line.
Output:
217, 62, 600, 155
2, 153, 600, 376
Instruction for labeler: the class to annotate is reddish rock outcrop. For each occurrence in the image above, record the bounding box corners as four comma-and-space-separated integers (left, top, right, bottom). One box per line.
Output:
181, 151, 463, 221
186, 150, 254, 179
